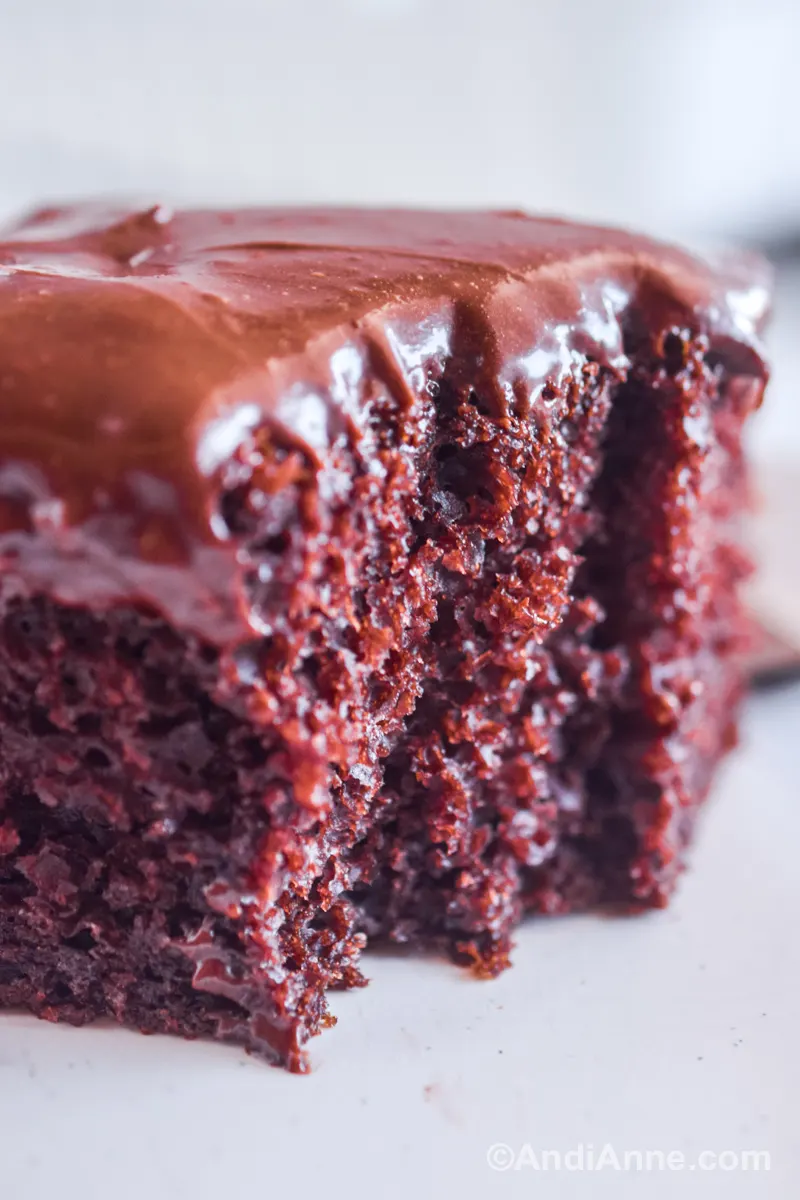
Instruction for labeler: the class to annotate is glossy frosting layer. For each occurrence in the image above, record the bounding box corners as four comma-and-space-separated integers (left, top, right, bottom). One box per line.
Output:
0, 205, 770, 642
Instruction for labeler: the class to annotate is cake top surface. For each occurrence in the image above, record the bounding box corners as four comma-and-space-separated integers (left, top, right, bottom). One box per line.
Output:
0, 203, 769, 341
0, 203, 769, 444
0, 204, 770, 640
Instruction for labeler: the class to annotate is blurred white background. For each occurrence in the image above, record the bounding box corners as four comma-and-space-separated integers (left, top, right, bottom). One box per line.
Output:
0, 0, 798, 455
0, 0, 798, 235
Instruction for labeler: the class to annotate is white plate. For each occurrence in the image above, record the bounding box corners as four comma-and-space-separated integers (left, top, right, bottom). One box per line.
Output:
1, 689, 797, 1199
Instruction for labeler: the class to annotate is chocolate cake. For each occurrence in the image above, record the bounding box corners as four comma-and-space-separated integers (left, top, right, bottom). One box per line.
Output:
0, 206, 769, 1069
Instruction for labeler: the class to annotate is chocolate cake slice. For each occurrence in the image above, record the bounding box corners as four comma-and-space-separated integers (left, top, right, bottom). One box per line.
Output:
0, 206, 769, 1069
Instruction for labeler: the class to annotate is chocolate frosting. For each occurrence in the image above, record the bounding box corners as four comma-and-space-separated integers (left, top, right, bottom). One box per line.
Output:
0, 205, 770, 643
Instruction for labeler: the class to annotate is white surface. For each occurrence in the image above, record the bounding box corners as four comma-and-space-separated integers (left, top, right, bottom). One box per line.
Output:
750, 264, 800, 463
0, 0, 798, 237
1, 691, 798, 1199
